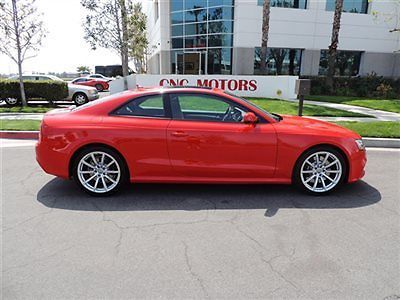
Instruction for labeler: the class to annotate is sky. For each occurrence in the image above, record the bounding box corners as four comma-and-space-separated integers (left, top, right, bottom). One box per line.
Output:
0, 0, 146, 75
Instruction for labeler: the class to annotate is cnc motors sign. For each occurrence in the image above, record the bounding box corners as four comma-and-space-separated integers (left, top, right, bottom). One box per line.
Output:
159, 78, 257, 92
110, 74, 298, 100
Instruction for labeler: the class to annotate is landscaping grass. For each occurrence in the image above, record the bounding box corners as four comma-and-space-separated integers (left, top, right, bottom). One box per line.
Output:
0, 120, 41, 131
247, 98, 369, 117
334, 121, 400, 138
0, 105, 53, 113
306, 95, 400, 114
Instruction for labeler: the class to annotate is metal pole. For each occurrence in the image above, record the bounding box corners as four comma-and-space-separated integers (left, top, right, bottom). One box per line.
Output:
298, 95, 304, 117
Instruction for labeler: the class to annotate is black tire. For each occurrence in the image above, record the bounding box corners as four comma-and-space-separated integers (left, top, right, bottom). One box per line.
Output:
73, 92, 88, 106
293, 146, 347, 195
5, 98, 19, 106
72, 146, 128, 196
95, 84, 104, 92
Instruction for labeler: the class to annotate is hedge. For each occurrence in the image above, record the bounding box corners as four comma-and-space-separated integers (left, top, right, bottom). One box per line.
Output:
301, 75, 400, 99
0, 80, 68, 101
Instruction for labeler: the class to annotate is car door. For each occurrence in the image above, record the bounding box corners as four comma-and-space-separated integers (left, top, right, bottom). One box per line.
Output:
166, 92, 277, 179
104, 93, 172, 180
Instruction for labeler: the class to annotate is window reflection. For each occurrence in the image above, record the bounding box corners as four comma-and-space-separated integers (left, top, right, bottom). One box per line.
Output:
254, 47, 302, 75
257, 0, 307, 9
326, 0, 368, 13
319, 50, 362, 76
170, 0, 234, 74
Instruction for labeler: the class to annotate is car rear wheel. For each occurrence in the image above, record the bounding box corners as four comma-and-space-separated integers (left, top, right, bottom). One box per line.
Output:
293, 147, 346, 195
95, 84, 104, 91
73, 92, 88, 106
73, 147, 128, 196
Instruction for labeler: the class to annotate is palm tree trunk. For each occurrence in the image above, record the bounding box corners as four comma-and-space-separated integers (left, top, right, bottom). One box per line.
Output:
327, 0, 344, 90
259, 0, 271, 75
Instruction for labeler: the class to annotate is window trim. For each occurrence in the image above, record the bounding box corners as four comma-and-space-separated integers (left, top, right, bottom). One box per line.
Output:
109, 93, 172, 120
165, 91, 268, 124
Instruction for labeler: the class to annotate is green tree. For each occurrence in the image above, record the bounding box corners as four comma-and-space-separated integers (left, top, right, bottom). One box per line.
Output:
128, 3, 148, 73
77, 65, 91, 73
81, 0, 131, 89
0, 0, 46, 106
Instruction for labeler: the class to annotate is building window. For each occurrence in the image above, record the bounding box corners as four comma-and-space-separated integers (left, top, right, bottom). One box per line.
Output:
325, 0, 368, 14
319, 50, 362, 76
254, 48, 302, 75
257, 0, 307, 9
170, 0, 234, 74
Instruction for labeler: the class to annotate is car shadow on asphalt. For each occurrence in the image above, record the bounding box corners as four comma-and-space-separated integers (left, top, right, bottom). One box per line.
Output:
36, 178, 381, 217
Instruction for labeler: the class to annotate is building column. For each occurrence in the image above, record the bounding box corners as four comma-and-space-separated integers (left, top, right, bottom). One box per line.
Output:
232, 47, 255, 75
300, 49, 320, 76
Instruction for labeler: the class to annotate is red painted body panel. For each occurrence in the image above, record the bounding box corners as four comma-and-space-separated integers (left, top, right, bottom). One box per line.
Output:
35, 88, 366, 185
73, 79, 109, 90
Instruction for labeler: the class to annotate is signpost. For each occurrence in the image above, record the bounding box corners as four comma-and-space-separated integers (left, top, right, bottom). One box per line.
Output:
295, 79, 311, 116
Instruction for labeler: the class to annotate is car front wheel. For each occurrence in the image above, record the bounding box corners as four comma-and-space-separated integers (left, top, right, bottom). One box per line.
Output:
5, 98, 19, 106
73, 93, 88, 106
293, 147, 347, 195
73, 147, 127, 196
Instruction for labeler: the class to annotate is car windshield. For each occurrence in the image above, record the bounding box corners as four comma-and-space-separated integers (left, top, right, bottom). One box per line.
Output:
224, 91, 281, 122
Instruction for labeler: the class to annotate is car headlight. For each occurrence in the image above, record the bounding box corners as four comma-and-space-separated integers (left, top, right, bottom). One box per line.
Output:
89, 90, 97, 94
355, 139, 365, 150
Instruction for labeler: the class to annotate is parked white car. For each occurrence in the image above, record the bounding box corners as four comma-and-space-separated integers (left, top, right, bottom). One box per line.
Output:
5, 74, 99, 105
87, 74, 113, 82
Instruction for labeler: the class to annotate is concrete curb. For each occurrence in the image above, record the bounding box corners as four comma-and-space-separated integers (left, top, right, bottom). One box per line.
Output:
363, 137, 400, 148
0, 131, 39, 140
1, 131, 399, 148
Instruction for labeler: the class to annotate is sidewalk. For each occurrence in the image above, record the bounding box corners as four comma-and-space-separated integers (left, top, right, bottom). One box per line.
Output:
293, 99, 400, 122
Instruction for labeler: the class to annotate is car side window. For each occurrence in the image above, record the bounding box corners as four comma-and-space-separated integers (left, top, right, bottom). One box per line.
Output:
114, 95, 166, 118
169, 93, 248, 123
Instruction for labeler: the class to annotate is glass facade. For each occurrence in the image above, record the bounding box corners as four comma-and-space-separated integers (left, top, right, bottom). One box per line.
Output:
254, 47, 303, 75
170, 0, 234, 74
326, 0, 368, 14
319, 50, 362, 76
257, 0, 307, 9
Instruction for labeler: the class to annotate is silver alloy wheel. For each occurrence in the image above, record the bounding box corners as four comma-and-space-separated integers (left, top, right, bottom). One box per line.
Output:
74, 94, 87, 105
77, 151, 121, 193
300, 151, 342, 193
5, 98, 18, 105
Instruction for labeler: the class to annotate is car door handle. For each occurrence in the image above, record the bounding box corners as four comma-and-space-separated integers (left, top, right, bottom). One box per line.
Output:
171, 131, 188, 137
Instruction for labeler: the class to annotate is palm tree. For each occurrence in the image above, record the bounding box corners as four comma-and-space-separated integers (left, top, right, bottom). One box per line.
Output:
259, 0, 271, 75
327, 0, 344, 89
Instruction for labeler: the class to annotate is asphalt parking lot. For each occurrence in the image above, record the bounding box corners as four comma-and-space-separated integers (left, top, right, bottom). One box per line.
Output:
2, 142, 399, 299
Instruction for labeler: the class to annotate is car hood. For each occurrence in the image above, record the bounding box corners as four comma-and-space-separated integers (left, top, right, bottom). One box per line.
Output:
67, 83, 97, 92
277, 115, 361, 139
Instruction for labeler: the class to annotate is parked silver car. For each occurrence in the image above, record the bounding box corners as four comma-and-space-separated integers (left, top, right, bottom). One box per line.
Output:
5, 74, 99, 105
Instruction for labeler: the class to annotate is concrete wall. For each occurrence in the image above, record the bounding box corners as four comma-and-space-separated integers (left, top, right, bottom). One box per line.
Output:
359, 52, 399, 77
110, 75, 299, 99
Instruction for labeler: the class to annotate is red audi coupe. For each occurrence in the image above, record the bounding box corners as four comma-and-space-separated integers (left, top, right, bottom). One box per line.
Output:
36, 87, 366, 196
71, 77, 109, 92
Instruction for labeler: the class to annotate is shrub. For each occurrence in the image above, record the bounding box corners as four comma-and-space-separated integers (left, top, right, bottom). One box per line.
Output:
301, 75, 400, 99
0, 80, 68, 102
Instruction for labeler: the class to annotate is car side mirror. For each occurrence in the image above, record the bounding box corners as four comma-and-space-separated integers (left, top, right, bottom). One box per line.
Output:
243, 112, 258, 125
